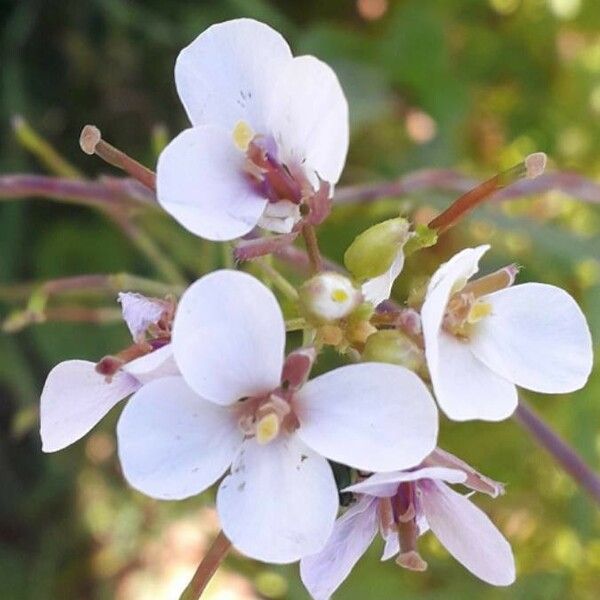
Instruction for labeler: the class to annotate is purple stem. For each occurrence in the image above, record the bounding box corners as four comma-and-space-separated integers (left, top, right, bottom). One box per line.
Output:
514, 398, 600, 505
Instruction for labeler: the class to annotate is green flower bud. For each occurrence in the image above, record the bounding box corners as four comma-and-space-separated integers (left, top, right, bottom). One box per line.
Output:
362, 329, 424, 373
344, 218, 410, 282
299, 272, 362, 323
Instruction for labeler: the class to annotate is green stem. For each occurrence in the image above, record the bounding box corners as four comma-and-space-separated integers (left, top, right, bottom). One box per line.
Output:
255, 259, 299, 302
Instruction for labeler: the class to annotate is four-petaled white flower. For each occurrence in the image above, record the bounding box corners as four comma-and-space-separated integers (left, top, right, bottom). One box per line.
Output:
300, 453, 515, 600
40, 293, 177, 452
116, 270, 438, 563
157, 18, 349, 241
421, 245, 593, 421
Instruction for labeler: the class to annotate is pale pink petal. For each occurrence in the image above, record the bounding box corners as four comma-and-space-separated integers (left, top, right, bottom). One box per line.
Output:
175, 18, 292, 132
380, 528, 400, 561
156, 126, 267, 241
422, 246, 490, 397
122, 344, 179, 384
300, 497, 378, 600
172, 270, 285, 405
431, 332, 518, 421
296, 363, 438, 472
470, 283, 593, 394
216, 435, 338, 564
40, 360, 139, 452
117, 376, 242, 500
344, 467, 467, 498
117, 292, 166, 342
361, 248, 406, 306
420, 481, 515, 586
266, 55, 349, 185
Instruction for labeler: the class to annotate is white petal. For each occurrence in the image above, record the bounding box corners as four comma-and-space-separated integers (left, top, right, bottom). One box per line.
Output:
430, 332, 518, 421
40, 360, 139, 452
217, 435, 338, 564
296, 363, 438, 472
361, 248, 406, 306
266, 55, 349, 185
117, 376, 242, 500
157, 126, 267, 241
300, 497, 378, 600
422, 245, 490, 385
122, 344, 179, 384
470, 283, 593, 394
344, 467, 467, 498
118, 292, 165, 342
175, 18, 292, 132
172, 270, 285, 405
420, 481, 515, 586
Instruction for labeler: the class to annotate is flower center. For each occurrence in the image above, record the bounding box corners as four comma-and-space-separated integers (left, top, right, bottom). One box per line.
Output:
378, 481, 428, 572
442, 264, 517, 339
236, 391, 299, 445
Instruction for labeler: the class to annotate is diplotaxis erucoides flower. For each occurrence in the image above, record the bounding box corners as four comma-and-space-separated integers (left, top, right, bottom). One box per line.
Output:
156, 18, 349, 241
300, 449, 515, 600
421, 245, 593, 421
40, 293, 178, 452
116, 270, 439, 564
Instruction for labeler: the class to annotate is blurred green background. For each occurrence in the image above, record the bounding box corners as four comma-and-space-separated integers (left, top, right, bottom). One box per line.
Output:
1, 0, 599, 598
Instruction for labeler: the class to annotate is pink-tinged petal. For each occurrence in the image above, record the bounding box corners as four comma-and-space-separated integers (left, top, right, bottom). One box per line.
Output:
266, 55, 349, 185
172, 270, 285, 405
122, 344, 179, 384
344, 467, 467, 498
424, 448, 505, 498
300, 496, 378, 600
40, 360, 139, 452
296, 363, 438, 472
361, 248, 406, 306
117, 376, 242, 500
175, 18, 292, 132
470, 283, 593, 394
117, 292, 166, 342
281, 347, 316, 390
420, 481, 515, 586
381, 528, 400, 561
431, 332, 518, 421
157, 126, 267, 241
216, 435, 338, 564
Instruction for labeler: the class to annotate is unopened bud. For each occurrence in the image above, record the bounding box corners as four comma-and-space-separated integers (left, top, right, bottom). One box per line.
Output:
344, 218, 410, 281
299, 272, 362, 323
362, 330, 424, 373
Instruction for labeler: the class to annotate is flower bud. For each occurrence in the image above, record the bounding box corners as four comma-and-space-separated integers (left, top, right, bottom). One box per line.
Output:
344, 218, 410, 282
299, 272, 362, 323
362, 329, 424, 373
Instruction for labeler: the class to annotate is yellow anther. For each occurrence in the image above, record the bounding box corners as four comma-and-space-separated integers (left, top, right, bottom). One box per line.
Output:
233, 120, 254, 151
256, 413, 280, 445
467, 300, 492, 324
330, 288, 349, 303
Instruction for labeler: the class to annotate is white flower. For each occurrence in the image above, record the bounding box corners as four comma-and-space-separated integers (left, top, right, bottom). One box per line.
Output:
300, 453, 515, 599
116, 270, 438, 563
156, 18, 349, 241
421, 245, 593, 421
40, 294, 178, 452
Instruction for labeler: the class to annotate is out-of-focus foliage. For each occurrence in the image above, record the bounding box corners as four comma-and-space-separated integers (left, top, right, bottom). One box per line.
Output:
1, 0, 599, 598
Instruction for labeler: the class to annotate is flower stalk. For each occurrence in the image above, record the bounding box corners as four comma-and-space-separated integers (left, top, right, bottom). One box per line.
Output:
302, 224, 324, 274
179, 531, 232, 600
514, 398, 600, 505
